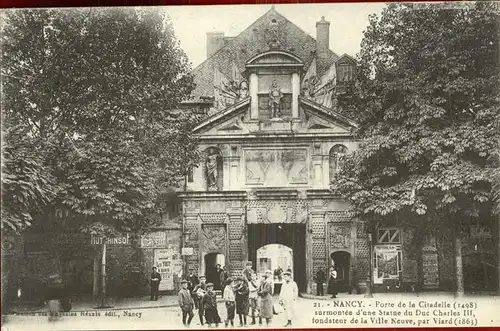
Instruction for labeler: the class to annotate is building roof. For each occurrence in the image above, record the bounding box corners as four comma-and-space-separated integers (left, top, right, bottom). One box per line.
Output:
189, 7, 339, 100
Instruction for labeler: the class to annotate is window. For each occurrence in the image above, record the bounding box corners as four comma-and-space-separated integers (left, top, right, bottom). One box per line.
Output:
377, 228, 401, 244
337, 64, 354, 82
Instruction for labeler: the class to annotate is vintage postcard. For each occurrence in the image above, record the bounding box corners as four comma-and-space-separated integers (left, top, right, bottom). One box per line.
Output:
1, 2, 499, 330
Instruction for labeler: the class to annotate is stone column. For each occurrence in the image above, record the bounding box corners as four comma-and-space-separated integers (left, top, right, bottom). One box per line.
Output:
309, 208, 327, 295
227, 208, 245, 276
312, 154, 323, 188
250, 73, 259, 119
228, 156, 240, 190
292, 72, 300, 118
184, 208, 201, 274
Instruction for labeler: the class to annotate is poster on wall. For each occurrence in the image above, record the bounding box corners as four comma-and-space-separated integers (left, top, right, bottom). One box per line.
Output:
154, 247, 183, 291
374, 245, 401, 283
422, 246, 439, 287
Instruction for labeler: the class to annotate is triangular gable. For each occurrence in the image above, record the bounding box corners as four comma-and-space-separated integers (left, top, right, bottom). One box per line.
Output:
299, 96, 358, 130
219, 121, 242, 131
308, 123, 332, 130
193, 97, 250, 134
190, 7, 339, 100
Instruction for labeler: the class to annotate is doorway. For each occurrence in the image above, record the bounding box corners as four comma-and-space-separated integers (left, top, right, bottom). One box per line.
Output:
248, 223, 306, 292
204, 253, 225, 291
256, 244, 293, 276
330, 251, 351, 293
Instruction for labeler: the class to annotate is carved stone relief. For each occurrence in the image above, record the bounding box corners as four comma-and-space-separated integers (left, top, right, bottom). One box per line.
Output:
202, 225, 226, 253
244, 149, 308, 186
329, 222, 351, 249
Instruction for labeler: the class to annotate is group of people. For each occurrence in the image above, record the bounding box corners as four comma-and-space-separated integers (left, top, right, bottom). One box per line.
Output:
314, 266, 339, 298
177, 262, 298, 328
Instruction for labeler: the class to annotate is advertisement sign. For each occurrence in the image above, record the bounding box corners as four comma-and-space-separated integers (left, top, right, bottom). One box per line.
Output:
141, 232, 166, 248
374, 245, 401, 284
154, 247, 182, 291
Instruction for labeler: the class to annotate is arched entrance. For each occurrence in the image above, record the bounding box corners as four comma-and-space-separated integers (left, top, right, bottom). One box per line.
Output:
203, 253, 225, 291
330, 251, 351, 293
256, 244, 293, 276
248, 223, 306, 292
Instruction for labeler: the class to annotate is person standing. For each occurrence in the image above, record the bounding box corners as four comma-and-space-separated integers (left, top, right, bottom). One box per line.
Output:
327, 266, 338, 299
279, 271, 298, 327
187, 270, 199, 308
242, 261, 254, 282
193, 275, 207, 325
150, 267, 161, 301
214, 264, 223, 291
45, 274, 66, 322
220, 266, 229, 293
178, 280, 195, 326
202, 282, 220, 327
223, 277, 236, 327
187, 270, 199, 292
248, 272, 260, 325
257, 270, 273, 326
315, 268, 326, 296
235, 276, 249, 326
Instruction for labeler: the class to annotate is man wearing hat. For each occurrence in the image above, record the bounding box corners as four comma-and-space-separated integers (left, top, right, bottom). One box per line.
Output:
178, 279, 195, 326
192, 275, 207, 325
201, 282, 220, 327
279, 271, 298, 327
257, 269, 273, 326
242, 261, 254, 282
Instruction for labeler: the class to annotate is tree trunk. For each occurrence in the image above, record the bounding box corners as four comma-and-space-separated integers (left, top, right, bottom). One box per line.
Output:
497, 213, 500, 295
454, 228, 464, 297
93, 254, 99, 299
100, 242, 107, 307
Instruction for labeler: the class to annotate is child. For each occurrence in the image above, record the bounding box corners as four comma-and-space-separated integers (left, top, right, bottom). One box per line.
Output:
235, 276, 249, 326
178, 279, 195, 326
223, 277, 235, 327
202, 282, 220, 327
248, 272, 260, 325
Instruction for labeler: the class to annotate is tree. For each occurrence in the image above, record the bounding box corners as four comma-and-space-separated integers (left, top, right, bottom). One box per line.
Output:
2, 8, 199, 236
332, 2, 499, 295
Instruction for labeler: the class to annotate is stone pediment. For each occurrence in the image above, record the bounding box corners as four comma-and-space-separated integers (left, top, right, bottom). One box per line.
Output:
246, 51, 304, 68
192, 95, 357, 138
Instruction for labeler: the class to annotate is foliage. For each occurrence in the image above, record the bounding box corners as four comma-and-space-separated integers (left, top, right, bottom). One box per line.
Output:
2, 8, 199, 235
333, 2, 499, 230
1, 124, 55, 233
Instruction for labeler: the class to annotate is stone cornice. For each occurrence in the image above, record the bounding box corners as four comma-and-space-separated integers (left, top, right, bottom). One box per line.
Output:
178, 191, 247, 200
305, 189, 342, 198
252, 188, 299, 199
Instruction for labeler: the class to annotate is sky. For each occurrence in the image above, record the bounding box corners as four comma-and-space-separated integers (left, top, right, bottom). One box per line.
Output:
163, 3, 387, 69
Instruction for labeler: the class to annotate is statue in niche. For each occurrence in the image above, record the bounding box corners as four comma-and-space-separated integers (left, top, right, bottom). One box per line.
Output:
268, 80, 283, 118
239, 80, 249, 99
206, 152, 219, 191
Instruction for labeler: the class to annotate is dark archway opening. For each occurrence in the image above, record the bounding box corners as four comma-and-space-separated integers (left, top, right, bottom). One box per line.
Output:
204, 253, 225, 291
247, 223, 306, 292
331, 251, 351, 293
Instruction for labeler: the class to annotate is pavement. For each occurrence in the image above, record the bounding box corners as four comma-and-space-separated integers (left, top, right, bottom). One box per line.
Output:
8, 290, 498, 314
3, 292, 500, 331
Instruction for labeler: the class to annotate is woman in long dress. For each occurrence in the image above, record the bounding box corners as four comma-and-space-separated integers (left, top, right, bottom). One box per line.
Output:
257, 270, 273, 326
327, 266, 338, 298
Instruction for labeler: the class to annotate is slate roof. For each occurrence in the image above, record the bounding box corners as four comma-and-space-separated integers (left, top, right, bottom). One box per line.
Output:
190, 7, 339, 99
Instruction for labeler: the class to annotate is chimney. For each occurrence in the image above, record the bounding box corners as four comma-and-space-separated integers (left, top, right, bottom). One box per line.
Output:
206, 32, 225, 59
316, 16, 330, 57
